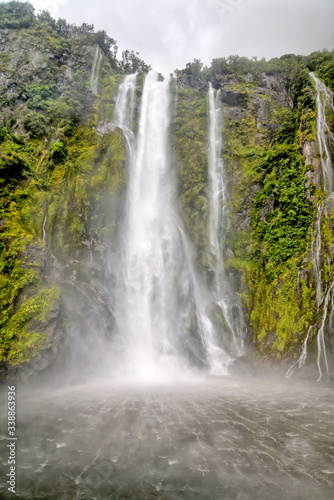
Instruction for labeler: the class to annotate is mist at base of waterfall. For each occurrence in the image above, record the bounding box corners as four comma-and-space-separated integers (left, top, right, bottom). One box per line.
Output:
1, 376, 333, 500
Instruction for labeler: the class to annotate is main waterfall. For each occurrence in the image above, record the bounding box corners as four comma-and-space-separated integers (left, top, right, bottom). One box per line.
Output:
110, 72, 230, 379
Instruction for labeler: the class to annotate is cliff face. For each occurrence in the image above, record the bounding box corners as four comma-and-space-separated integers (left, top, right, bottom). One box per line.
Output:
1, 4, 334, 381
0, 6, 128, 381
218, 70, 334, 379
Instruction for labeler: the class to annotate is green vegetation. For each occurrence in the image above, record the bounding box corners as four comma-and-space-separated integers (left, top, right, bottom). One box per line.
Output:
0, 1, 333, 373
1, 284, 60, 365
0, 2, 135, 371
219, 54, 333, 358
0, 1, 150, 74
23, 112, 48, 138
171, 85, 209, 265
172, 50, 333, 360
251, 145, 314, 280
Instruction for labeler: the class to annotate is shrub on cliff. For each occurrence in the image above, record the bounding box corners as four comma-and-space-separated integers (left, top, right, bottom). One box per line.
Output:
50, 141, 67, 163
23, 112, 48, 138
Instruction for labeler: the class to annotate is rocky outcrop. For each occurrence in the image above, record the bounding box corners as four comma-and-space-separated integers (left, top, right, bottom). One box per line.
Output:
0, 29, 95, 105
220, 89, 247, 107
175, 75, 207, 91
263, 73, 293, 107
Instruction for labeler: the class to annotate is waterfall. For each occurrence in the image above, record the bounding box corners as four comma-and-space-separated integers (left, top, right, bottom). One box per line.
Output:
113, 73, 137, 153
90, 46, 103, 95
310, 72, 334, 193
42, 203, 47, 241
207, 83, 244, 356
285, 325, 313, 379
311, 205, 323, 308
109, 72, 231, 379
316, 282, 333, 381
288, 74, 334, 380
208, 83, 224, 260
312, 73, 334, 380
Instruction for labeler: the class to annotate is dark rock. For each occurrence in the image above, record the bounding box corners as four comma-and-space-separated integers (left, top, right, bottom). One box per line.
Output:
324, 194, 334, 217
220, 89, 247, 107
175, 75, 206, 91
259, 199, 274, 220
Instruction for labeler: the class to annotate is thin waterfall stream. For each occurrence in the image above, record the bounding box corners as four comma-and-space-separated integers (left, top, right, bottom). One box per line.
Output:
286, 73, 334, 380
207, 83, 244, 356
90, 45, 103, 95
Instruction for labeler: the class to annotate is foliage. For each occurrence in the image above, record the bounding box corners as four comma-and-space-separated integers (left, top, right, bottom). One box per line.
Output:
50, 141, 67, 162
0, 284, 60, 364
175, 50, 334, 97
0, 1, 149, 76
251, 145, 314, 279
171, 86, 208, 264
219, 56, 323, 358
0, 133, 32, 181
120, 49, 151, 74
23, 112, 48, 138
0, 1, 35, 29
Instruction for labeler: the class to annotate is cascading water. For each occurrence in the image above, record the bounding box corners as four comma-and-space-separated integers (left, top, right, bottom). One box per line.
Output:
316, 282, 333, 381
41, 203, 47, 241
90, 45, 103, 95
288, 73, 334, 380
111, 71, 230, 379
207, 84, 224, 260
311, 205, 323, 308
285, 325, 313, 379
207, 83, 244, 356
113, 74, 137, 131
311, 73, 334, 380
310, 72, 334, 193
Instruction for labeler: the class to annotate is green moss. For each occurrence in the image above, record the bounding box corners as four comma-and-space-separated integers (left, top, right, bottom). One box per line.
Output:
0, 284, 60, 365
220, 66, 322, 359
249, 263, 316, 357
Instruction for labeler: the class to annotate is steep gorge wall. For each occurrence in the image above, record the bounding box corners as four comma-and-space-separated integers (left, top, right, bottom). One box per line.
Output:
1, 7, 334, 381
172, 68, 334, 379
0, 16, 128, 380
219, 72, 334, 379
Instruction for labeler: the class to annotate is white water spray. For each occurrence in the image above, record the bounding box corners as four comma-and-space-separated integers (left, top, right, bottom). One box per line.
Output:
113, 73, 137, 153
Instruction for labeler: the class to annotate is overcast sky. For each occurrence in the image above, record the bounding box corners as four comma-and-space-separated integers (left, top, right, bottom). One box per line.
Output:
3, 0, 334, 73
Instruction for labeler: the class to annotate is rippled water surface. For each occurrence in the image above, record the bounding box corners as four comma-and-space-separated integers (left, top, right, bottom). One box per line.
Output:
0, 375, 333, 499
